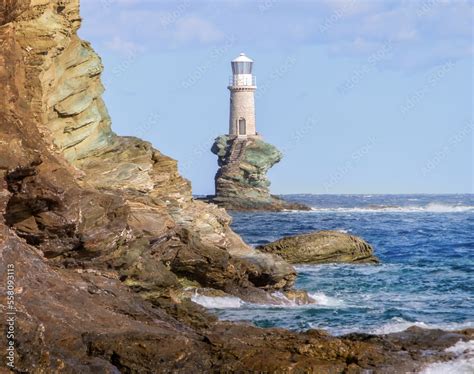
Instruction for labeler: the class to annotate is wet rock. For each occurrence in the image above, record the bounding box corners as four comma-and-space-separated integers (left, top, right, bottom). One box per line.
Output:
257, 230, 379, 264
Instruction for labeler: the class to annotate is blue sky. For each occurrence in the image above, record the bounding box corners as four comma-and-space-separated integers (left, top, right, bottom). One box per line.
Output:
79, 0, 473, 194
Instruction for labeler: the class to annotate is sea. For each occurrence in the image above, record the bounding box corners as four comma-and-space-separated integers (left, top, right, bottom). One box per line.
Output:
192, 194, 474, 373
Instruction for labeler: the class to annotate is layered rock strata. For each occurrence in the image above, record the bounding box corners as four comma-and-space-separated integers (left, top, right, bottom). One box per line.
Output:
0, 0, 298, 303
258, 230, 379, 264
210, 135, 310, 211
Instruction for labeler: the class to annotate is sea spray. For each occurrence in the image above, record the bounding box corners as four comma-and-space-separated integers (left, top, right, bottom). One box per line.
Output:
419, 340, 474, 374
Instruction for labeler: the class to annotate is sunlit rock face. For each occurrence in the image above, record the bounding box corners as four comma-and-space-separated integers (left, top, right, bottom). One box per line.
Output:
257, 230, 379, 264
0, 0, 297, 293
1, 0, 300, 319
211, 135, 310, 211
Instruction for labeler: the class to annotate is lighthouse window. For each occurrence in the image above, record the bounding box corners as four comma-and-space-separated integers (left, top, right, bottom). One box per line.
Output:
232, 61, 253, 74
239, 118, 246, 135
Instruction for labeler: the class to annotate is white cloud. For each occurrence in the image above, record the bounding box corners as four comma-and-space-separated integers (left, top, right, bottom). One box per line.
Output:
174, 16, 224, 44
79, 0, 473, 69
104, 36, 145, 54
320, 0, 387, 17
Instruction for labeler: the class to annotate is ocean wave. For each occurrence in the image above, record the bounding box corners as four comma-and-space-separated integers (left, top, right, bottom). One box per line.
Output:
419, 340, 474, 374
308, 292, 345, 307
191, 294, 244, 309
308, 203, 474, 213
191, 291, 346, 310
370, 317, 474, 335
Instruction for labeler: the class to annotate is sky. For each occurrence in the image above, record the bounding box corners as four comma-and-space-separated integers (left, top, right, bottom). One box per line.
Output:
79, 0, 473, 195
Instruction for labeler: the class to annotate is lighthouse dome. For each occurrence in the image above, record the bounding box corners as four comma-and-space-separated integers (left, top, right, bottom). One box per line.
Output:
231, 53, 253, 74
232, 53, 253, 63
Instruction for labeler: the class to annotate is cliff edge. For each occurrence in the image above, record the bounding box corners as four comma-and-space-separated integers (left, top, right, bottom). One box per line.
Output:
211, 135, 310, 211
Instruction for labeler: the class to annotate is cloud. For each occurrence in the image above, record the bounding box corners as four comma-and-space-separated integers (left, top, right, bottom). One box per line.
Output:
104, 36, 145, 54
319, 0, 388, 17
174, 16, 224, 44
79, 0, 473, 70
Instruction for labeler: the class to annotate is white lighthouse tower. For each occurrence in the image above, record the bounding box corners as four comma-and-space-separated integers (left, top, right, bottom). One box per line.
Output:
228, 53, 257, 137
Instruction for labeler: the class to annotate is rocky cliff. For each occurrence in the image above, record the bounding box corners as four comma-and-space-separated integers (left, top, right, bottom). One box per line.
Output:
0, 1, 471, 372
211, 135, 310, 211
0, 0, 300, 302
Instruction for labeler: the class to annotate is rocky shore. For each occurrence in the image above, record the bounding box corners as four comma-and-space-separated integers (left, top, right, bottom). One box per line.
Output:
0, 1, 471, 372
210, 135, 310, 211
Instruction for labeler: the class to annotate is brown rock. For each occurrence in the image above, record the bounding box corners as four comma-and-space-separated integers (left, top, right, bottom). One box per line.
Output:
257, 230, 379, 264
0, 0, 296, 300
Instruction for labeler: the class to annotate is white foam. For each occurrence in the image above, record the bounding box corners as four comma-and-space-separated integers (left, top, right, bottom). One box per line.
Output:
191, 294, 243, 309
308, 204, 474, 213
419, 340, 474, 374
371, 318, 430, 334
371, 317, 474, 335
309, 292, 345, 307
268, 291, 346, 308
269, 291, 301, 306
191, 291, 346, 310
446, 340, 474, 355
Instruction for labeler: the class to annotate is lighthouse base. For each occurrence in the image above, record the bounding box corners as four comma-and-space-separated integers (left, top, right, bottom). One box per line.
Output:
208, 135, 310, 212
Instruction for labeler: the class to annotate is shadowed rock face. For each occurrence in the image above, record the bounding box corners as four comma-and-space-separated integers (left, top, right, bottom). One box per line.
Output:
0, 1, 471, 372
257, 230, 380, 264
210, 135, 310, 211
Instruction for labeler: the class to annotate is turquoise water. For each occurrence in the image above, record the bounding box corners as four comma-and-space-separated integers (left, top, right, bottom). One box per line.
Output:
210, 194, 474, 335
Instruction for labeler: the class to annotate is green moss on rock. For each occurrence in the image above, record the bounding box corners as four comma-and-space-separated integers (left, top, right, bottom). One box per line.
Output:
210, 135, 310, 211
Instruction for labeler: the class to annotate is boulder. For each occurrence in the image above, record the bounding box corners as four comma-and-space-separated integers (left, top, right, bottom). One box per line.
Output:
257, 230, 379, 264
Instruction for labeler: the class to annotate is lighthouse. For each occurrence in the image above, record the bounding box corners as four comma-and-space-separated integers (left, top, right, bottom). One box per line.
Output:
228, 53, 257, 137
